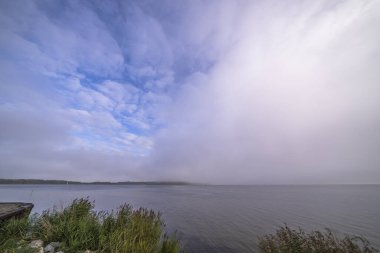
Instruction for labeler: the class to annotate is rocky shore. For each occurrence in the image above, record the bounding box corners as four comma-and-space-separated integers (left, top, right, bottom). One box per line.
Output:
21, 239, 95, 253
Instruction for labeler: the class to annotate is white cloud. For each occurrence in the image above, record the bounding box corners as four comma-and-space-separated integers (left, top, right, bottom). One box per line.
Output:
1, 0, 379, 183
147, 0, 380, 184
0, 1, 124, 78
98, 80, 139, 103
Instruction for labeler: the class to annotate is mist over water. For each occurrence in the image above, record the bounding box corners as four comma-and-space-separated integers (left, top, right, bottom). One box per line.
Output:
1, 184, 379, 252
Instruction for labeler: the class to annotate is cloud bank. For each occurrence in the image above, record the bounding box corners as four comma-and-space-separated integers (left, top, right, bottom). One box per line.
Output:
0, 0, 379, 184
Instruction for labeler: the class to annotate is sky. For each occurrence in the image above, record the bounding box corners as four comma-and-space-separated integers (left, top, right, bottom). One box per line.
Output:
0, 0, 379, 184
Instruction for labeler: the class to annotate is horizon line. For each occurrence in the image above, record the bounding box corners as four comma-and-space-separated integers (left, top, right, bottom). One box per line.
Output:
0, 178, 379, 186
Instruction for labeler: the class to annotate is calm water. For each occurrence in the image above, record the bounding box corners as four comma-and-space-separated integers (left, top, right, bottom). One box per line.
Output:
1, 184, 379, 252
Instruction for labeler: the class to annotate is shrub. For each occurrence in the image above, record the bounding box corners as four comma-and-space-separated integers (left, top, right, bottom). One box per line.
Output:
1, 198, 181, 253
0, 216, 35, 253
258, 225, 378, 253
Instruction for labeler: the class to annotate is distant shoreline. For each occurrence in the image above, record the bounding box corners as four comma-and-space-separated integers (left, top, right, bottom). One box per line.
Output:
0, 179, 378, 186
0, 179, 192, 185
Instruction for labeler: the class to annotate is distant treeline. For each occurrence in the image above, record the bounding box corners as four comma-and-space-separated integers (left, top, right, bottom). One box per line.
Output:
0, 179, 191, 185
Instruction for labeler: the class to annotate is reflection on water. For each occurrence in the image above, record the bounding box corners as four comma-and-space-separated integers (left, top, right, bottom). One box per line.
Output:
1, 184, 379, 252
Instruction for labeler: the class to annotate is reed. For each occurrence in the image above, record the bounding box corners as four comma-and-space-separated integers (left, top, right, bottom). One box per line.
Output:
0, 198, 180, 253
1, 201, 377, 253
258, 224, 378, 253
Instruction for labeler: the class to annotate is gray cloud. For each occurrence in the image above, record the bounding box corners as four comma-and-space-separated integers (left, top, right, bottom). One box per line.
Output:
146, 0, 380, 184
1, 0, 380, 184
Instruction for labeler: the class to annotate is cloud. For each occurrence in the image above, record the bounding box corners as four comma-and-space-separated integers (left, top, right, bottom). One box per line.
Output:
0, 100, 148, 180
0, 0, 157, 179
0, 1, 124, 78
146, 0, 380, 184
0, 0, 379, 183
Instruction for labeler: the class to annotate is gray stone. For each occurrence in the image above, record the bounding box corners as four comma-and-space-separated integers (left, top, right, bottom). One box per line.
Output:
44, 244, 55, 253
30, 240, 43, 248
56, 251, 64, 253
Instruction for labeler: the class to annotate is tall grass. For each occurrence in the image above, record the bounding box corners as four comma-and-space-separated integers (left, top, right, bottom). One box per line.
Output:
0, 216, 35, 252
1, 201, 377, 253
1, 198, 180, 253
258, 224, 378, 253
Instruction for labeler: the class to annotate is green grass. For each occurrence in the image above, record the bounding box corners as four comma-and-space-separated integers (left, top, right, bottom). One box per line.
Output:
258, 224, 378, 253
1, 200, 378, 253
0, 216, 36, 253
0, 198, 180, 253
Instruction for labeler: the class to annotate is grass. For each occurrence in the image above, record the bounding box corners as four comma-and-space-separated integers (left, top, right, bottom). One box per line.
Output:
1, 200, 378, 253
0, 198, 180, 253
0, 216, 36, 253
258, 224, 378, 253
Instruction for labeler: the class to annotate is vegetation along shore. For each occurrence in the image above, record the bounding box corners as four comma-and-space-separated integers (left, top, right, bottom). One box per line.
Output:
0, 198, 377, 253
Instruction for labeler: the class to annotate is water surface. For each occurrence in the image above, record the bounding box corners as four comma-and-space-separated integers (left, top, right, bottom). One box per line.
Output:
1, 184, 379, 252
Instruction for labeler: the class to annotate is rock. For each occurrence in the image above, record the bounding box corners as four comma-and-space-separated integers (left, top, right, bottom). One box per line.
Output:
29, 240, 44, 253
50, 241, 61, 247
56, 251, 64, 253
44, 244, 55, 253
84, 250, 95, 253
30, 240, 43, 248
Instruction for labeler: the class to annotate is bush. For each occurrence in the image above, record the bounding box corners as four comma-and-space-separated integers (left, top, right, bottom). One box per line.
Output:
258, 225, 378, 253
0, 216, 36, 253
1, 198, 180, 253
2, 202, 377, 253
